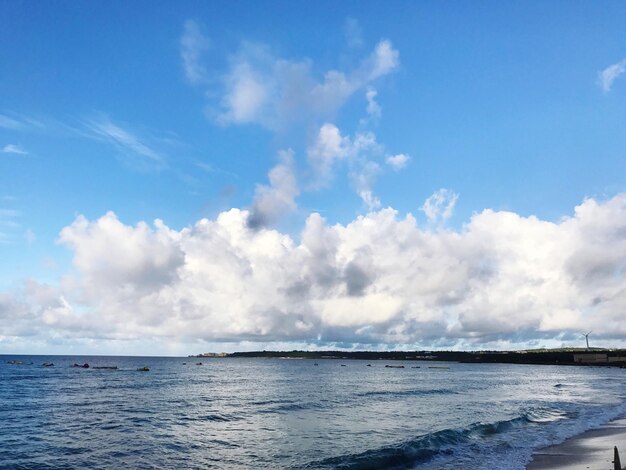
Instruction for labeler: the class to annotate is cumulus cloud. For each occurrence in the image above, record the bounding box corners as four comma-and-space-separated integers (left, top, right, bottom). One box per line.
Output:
598, 59, 626, 92
0, 293, 36, 337
4, 194, 626, 349
306, 123, 385, 207
307, 123, 351, 186
421, 188, 459, 225
386, 153, 409, 170
2, 144, 28, 155
58, 212, 185, 296
247, 149, 300, 228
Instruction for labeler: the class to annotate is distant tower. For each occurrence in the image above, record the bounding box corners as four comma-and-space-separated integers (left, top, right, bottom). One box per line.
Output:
582, 331, 592, 350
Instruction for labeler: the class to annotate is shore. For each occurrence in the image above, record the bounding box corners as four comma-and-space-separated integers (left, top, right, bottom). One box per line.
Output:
527, 416, 626, 469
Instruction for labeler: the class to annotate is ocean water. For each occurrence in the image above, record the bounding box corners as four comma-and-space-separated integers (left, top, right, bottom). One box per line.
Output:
1, 356, 626, 469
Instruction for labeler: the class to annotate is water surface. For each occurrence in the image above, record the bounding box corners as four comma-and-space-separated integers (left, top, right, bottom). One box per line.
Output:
1, 355, 625, 469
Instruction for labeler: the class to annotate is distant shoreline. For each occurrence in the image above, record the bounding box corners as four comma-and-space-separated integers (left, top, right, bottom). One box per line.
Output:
3, 349, 626, 368
193, 349, 626, 367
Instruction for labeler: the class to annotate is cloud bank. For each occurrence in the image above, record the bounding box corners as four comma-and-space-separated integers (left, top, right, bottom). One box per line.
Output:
3, 193, 626, 350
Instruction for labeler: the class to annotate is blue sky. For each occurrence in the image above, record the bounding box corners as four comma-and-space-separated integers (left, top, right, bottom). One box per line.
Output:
1, 2, 626, 355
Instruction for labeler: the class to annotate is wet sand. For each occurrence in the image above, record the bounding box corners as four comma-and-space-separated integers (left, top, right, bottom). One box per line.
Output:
527, 416, 626, 469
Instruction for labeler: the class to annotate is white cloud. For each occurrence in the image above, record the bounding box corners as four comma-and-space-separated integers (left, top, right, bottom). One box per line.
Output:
598, 59, 626, 92
182, 20, 400, 130
2, 144, 28, 155
306, 123, 385, 207
4, 194, 626, 349
180, 20, 211, 84
181, 24, 404, 221
365, 87, 381, 118
421, 188, 459, 225
352, 160, 381, 209
219, 59, 272, 125
386, 153, 410, 170
365, 39, 399, 81
307, 123, 351, 186
59, 212, 185, 297
248, 149, 300, 228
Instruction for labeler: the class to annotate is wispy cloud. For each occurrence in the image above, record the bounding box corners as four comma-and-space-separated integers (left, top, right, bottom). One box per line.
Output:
2, 144, 28, 155
24, 228, 36, 244
3, 112, 172, 169
181, 20, 211, 84
0, 114, 25, 130
0, 113, 46, 131
195, 161, 215, 173
344, 18, 364, 49
86, 117, 165, 168
0, 209, 20, 218
598, 59, 626, 92
0, 208, 21, 244
0, 219, 20, 229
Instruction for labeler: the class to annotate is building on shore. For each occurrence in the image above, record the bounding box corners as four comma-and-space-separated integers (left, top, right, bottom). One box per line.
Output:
573, 353, 626, 364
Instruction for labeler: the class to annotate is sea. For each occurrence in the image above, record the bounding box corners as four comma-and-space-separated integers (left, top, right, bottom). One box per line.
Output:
1, 355, 626, 469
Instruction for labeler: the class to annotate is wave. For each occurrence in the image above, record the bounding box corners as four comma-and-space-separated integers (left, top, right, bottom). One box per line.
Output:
202, 413, 241, 422
258, 401, 329, 413
523, 407, 573, 423
177, 413, 242, 423
357, 388, 457, 399
299, 402, 626, 470
300, 416, 530, 469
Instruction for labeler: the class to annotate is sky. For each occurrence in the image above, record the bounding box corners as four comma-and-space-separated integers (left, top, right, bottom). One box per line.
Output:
1, 1, 626, 355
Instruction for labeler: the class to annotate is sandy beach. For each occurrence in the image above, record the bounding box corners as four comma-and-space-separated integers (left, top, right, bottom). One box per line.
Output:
527, 416, 626, 469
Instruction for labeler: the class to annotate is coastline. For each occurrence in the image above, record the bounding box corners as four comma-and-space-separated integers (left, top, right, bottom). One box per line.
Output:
527, 415, 626, 469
